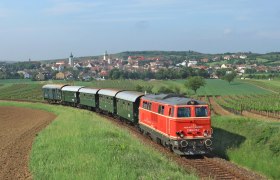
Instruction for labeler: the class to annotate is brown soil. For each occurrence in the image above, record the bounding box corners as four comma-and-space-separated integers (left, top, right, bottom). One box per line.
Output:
0, 106, 56, 180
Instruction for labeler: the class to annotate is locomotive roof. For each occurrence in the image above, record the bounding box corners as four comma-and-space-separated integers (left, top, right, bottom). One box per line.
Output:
79, 87, 100, 94
116, 91, 144, 102
61, 86, 84, 92
98, 89, 123, 97
42, 84, 68, 89
142, 94, 207, 106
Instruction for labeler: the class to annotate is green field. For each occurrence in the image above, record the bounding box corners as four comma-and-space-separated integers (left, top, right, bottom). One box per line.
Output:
159, 79, 270, 96
77, 79, 271, 96
0, 79, 271, 101
0, 101, 197, 179
243, 79, 280, 92
212, 115, 280, 179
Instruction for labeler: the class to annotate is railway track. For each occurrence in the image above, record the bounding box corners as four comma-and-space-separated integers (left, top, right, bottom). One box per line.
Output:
184, 155, 265, 180
1, 99, 266, 180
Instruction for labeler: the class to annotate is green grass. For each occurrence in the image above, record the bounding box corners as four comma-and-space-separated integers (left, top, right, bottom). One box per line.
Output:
85, 79, 270, 96
196, 79, 270, 96
0, 84, 43, 101
212, 115, 280, 179
0, 79, 272, 102
0, 101, 197, 180
163, 79, 270, 96
243, 79, 280, 92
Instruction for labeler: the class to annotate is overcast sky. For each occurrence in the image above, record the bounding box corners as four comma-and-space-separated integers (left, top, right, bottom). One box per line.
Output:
0, 0, 279, 61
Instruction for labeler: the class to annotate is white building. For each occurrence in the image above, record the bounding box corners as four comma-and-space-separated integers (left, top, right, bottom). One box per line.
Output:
240, 55, 247, 59
103, 50, 108, 61
69, 53, 74, 67
188, 60, 197, 67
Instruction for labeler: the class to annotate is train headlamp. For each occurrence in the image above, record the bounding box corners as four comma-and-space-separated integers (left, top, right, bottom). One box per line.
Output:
176, 131, 184, 138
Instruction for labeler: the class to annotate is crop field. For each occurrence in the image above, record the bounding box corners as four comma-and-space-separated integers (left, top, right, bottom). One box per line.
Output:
215, 94, 280, 118
212, 115, 280, 179
0, 79, 271, 101
0, 84, 43, 101
0, 101, 197, 179
157, 79, 270, 96
243, 79, 280, 92
77, 79, 270, 96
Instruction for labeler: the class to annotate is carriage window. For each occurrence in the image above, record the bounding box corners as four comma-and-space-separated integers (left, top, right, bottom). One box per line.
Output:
195, 107, 208, 117
158, 105, 165, 115
177, 107, 191, 117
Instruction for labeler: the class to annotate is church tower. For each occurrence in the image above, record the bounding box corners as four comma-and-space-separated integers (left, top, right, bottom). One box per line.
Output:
103, 50, 108, 61
69, 52, 74, 67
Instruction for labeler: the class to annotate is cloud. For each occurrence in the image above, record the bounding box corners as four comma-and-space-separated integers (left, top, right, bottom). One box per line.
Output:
44, 1, 99, 15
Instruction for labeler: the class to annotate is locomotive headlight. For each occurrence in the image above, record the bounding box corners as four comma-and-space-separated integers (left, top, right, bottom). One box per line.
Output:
176, 131, 184, 138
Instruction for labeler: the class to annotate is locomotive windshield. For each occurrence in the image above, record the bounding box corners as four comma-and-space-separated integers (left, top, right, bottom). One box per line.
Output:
195, 106, 208, 117
177, 107, 191, 117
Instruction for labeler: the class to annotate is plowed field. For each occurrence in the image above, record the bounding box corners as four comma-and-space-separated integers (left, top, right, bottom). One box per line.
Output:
0, 106, 55, 179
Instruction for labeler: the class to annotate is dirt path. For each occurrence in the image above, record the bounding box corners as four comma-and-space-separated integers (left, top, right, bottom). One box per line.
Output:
0, 106, 56, 180
208, 97, 234, 116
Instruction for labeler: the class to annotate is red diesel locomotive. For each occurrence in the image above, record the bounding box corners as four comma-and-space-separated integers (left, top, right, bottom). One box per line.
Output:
139, 94, 212, 155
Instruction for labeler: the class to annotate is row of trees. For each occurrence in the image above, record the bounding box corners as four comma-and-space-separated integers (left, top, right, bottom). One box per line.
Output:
109, 67, 210, 80
135, 76, 207, 94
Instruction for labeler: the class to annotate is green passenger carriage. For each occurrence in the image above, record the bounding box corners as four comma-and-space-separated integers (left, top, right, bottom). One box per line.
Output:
98, 89, 123, 114
115, 91, 144, 123
61, 86, 84, 106
42, 84, 68, 103
78, 88, 100, 109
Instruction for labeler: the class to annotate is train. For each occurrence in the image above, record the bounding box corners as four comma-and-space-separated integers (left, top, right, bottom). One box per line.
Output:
42, 84, 213, 155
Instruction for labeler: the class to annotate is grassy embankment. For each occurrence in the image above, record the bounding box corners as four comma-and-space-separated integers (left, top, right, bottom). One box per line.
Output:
212, 115, 280, 179
0, 101, 197, 180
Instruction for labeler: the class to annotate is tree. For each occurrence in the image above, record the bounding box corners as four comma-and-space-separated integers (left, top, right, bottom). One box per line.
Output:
185, 76, 206, 94
222, 72, 237, 84
135, 85, 143, 92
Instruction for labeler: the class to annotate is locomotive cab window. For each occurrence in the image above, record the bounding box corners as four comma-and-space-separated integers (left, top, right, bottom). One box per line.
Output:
177, 107, 191, 117
169, 107, 174, 117
195, 106, 208, 117
148, 102, 152, 110
158, 105, 165, 115
143, 101, 148, 109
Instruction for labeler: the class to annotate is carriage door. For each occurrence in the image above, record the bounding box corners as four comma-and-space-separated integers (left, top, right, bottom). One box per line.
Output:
167, 106, 174, 136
